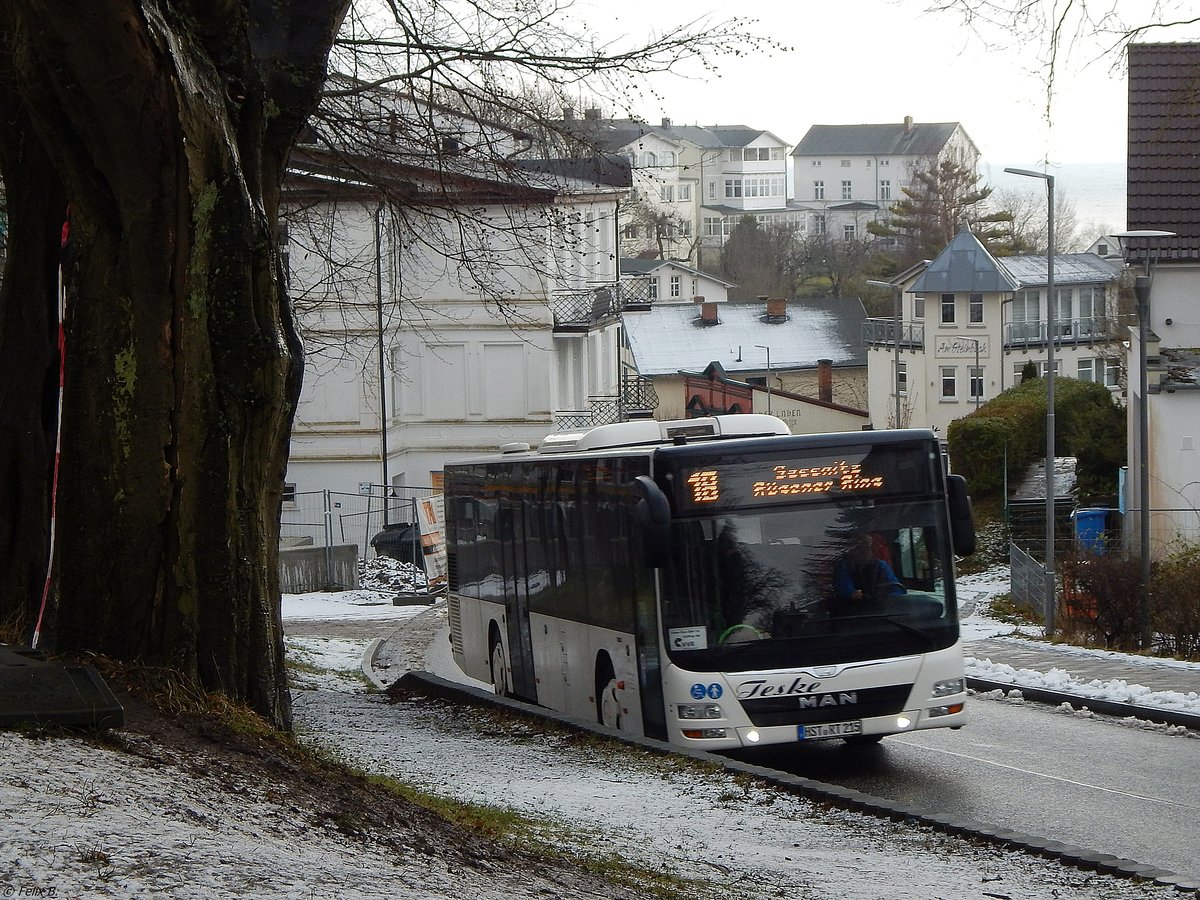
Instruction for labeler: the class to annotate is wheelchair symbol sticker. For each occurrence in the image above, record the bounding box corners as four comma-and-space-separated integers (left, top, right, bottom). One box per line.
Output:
692, 682, 722, 700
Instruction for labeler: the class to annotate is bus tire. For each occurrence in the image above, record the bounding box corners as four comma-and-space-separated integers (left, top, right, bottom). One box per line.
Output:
595, 656, 621, 730
489, 629, 511, 698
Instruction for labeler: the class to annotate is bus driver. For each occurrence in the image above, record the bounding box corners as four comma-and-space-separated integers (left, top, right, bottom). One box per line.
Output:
833, 533, 906, 604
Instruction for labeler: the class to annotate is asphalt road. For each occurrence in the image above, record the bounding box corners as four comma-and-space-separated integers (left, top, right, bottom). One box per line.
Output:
727, 697, 1200, 883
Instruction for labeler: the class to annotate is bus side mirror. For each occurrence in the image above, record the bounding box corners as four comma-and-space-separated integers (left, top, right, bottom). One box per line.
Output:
634, 475, 672, 568
946, 474, 976, 557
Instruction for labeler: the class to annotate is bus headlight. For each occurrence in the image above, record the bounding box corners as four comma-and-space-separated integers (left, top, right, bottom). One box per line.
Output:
681, 728, 728, 739
931, 677, 965, 698
927, 703, 965, 717
677, 703, 723, 720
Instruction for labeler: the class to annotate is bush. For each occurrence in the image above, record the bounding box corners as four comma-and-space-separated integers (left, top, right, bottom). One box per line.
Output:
947, 377, 1126, 503
1152, 543, 1200, 658
1058, 548, 1145, 650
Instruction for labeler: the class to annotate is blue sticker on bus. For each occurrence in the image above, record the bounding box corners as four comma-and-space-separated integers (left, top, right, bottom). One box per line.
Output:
707, 683, 723, 699
690, 683, 707, 700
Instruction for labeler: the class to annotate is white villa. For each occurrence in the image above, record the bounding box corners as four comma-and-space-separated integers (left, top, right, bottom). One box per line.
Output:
283, 100, 631, 499
864, 226, 1123, 435
791, 118, 979, 245
554, 110, 807, 266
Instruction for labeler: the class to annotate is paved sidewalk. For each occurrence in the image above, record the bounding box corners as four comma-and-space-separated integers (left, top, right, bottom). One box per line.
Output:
963, 636, 1200, 728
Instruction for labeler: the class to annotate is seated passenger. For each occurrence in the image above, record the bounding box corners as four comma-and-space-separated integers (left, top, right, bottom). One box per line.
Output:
833, 533, 907, 604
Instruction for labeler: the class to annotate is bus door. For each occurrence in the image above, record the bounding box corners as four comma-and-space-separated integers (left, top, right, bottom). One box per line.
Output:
498, 499, 538, 701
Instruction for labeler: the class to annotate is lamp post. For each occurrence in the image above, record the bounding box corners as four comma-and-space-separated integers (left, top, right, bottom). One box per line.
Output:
374, 202, 390, 525
1005, 167, 1056, 634
1114, 229, 1175, 650
754, 344, 771, 414
866, 279, 903, 428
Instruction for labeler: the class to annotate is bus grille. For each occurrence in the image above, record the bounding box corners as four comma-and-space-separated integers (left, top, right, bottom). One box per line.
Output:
447, 595, 463, 655
740, 684, 912, 727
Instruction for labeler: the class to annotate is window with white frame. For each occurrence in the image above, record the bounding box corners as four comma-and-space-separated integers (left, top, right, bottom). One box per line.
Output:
941, 293, 956, 324
896, 360, 907, 395
648, 279, 659, 300
969, 292, 984, 324
940, 366, 957, 399
282, 482, 297, 506
708, 181, 716, 199
660, 185, 674, 202
771, 148, 784, 160
1078, 285, 1103, 336
843, 223, 856, 241
880, 180, 891, 201
841, 180, 852, 199
670, 275, 681, 298
881, 159, 890, 166
814, 180, 825, 200
841, 159, 851, 167
969, 366, 984, 401
623, 223, 639, 239
1055, 287, 1074, 337
1103, 357, 1120, 387
703, 217, 722, 237
662, 151, 676, 165
678, 184, 691, 201
814, 214, 826, 235
914, 294, 925, 319
640, 151, 657, 167
812, 159, 822, 166
728, 150, 738, 162
1012, 289, 1040, 340
724, 179, 742, 198
1077, 358, 1097, 382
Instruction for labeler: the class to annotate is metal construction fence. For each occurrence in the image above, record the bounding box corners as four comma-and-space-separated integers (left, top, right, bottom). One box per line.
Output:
280, 486, 438, 564
1009, 541, 1053, 628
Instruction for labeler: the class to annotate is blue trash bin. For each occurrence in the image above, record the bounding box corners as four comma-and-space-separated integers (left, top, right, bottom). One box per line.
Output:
1072, 508, 1111, 554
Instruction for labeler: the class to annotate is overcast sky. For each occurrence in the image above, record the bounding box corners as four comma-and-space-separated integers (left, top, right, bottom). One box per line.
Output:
575, 0, 1200, 167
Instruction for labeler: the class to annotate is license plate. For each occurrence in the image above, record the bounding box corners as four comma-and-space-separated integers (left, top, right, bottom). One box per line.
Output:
798, 721, 862, 740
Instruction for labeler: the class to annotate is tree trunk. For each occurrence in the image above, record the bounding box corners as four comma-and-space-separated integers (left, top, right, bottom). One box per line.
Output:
0, 1, 347, 728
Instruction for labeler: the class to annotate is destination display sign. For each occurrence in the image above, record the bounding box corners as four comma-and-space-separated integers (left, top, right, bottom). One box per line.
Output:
672, 447, 933, 512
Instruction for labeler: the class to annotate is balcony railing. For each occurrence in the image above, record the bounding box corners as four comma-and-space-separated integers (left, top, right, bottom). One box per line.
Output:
553, 377, 659, 431
863, 318, 925, 349
1003, 315, 1123, 349
551, 279, 656, 330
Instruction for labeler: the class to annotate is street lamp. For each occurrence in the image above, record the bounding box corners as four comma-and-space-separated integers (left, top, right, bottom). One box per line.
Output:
1114, 229, 1176, 650
1005, 167, 1056, 634
865, 279, 903, 428
754, 344, 771, 414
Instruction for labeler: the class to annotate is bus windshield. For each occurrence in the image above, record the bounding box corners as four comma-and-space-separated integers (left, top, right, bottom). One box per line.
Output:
658, 498, 959, 672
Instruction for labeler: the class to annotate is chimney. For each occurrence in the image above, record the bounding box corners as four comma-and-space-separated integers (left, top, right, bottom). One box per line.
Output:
903, 115, 914, 133
700, 302, 719, 324
563, 105, 574, 121
584, 107, 602, 120
818, 359, 833, 403
661, 117, 672, 129
766, 297, 787, 321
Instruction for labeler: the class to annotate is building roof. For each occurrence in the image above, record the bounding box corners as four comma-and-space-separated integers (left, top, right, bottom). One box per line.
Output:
998, 253, 1122, 288
909, 226, 1020, 294
621, 297, 866, 377
619, 258, 737, 288
557, 117, 788, 153
792, 121, 964, 158
1127, 43, 1200, 257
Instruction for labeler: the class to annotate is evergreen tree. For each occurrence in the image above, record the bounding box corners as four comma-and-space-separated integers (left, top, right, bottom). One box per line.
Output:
868, 155, 1015, 267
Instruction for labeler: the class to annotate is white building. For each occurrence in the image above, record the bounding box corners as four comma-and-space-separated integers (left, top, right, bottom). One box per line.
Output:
554, 110, 807, 265
864, 226, 1123, 434
791, 118, 979, 244
283, 104, 629, 498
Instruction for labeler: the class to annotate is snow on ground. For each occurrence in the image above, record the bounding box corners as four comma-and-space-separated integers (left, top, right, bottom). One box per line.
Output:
957, 564, 1200, 718
0, 560, 1191, 898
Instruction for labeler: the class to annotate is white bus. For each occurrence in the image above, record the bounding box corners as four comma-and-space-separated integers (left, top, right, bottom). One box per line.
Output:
444, 415, 975, 749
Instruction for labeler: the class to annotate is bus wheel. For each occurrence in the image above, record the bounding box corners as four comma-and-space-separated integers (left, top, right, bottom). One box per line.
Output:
596, 658, 622, 730
489, 632, 510, 698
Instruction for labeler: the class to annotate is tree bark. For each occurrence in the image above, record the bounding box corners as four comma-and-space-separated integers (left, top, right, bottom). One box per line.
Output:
0, 0, 347, 727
